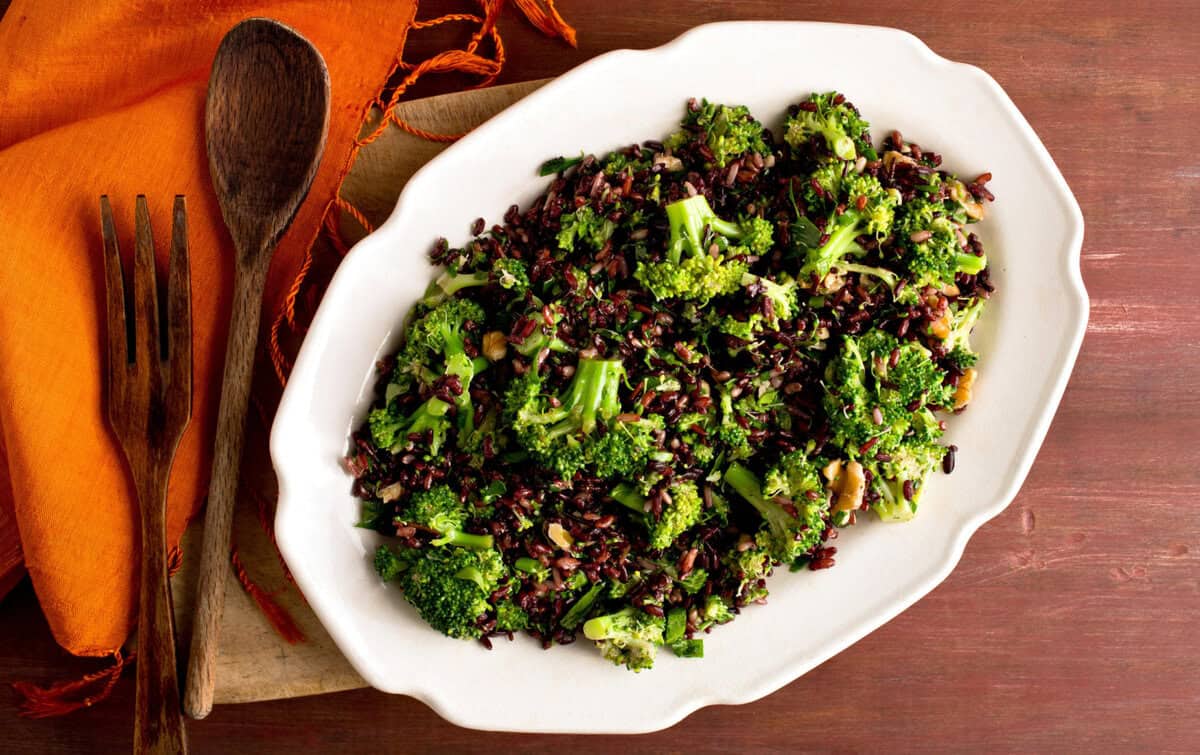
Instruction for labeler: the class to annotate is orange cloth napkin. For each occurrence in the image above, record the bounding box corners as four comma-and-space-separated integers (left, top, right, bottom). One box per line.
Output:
0, 0, 425, 656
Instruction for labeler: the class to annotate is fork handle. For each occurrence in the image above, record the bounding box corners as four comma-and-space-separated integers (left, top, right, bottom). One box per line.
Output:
135, 464, 188, 754
184, 263, 269, 720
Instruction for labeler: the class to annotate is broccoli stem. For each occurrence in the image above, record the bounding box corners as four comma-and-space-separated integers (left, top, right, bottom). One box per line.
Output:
609, 483, 647, 513
437, 270, 489, 297
405, 395, 451, 435
514, 556, 543, 573
800, 211, 865, 280
560, 582, 606, 630
665, 194, 751, 263
547, 358, 624, 437
431, 530, 494, 550
956, 252, 987, 275
454, 565, 493, 591
838, 262, 898, 289
723, 463, 789, 532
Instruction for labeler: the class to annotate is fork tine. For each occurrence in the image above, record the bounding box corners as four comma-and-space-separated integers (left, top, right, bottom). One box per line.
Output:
167, 196, 193, 417
133, 195, 161, 367
99, 196, 130, 380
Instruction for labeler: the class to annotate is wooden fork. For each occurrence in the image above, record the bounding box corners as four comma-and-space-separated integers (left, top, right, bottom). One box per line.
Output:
100, 195, 191, 754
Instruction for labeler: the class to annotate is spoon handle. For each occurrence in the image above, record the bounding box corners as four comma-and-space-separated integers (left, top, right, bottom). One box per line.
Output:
184, 262, 269, 720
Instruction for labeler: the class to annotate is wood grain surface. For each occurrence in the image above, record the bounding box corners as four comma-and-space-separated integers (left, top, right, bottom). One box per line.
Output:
2, 1, 1198, 752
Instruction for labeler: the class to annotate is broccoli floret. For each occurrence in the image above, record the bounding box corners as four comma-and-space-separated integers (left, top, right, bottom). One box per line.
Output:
590, 414, 665, 480
724, 461, 829, 564
370, 300, 489, 452
741, 272, 800, 327
724, 544, 771, 603
495, 600, 530, 632
666, 99, 771, 168
798, 173, 900, 283
763, 449, 828, 502
635, 194, 773, 304
676, 411, 717, 465
823, 329, 953, 459
507, 357, 627, 479
396, 485, 494, 550
636, 254, 747, 305
676, 567, 708, 595
367, 394, 453, 455
784, 92, 872, 162
716, 387, 753, 461
397, 547, 508, 639
868, 438, 947, 522
894, 199, 987, 289
665, 194, 774, 259
582, 607, 666, 672
557, 205, 615, 252
422, 257, 529, 306
942, 296, 986, 369
718, 313, 764, 345
374, 545, 416, 582
697, 595, 735, 631
610, 479, 704, 550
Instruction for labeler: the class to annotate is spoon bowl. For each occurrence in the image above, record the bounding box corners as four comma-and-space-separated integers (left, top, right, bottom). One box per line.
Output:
205, 18, 331, 259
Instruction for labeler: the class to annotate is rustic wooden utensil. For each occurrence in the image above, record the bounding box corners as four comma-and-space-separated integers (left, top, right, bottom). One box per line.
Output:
184, 18, 330, 721
101, 195, 192, 754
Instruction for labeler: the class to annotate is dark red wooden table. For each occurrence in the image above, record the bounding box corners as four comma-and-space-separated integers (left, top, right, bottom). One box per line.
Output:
2, 2, 1197, 751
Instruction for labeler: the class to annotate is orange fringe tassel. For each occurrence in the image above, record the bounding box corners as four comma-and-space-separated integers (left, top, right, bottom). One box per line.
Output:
231, 548, 305, 644
512, 0, 577, 47
13, 650, 131, 718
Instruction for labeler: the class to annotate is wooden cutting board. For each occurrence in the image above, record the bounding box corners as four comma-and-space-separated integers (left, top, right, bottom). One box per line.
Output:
170, 78, 548, 706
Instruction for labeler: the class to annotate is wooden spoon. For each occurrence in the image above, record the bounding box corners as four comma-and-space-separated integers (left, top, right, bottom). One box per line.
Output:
184, 18, 330, 721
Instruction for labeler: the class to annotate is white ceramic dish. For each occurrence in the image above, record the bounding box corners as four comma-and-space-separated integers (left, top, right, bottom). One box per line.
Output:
272, 21, 1086, 734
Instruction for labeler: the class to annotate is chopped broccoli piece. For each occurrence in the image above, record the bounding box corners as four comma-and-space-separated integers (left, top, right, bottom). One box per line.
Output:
798, 173, 901, 283
582, 607, 666, 672
396, 485, 494, 550
507, 357, 628, 480
422, 258, 529, 306
742, 272, 800, 327
942, 296, 986, 368
635, 194, 773, 304
397, 547, 508, 639
698, 595, 735, 630
666, 99, 771, 168
590, 414, 665, 480
724, 544, 771, 603
724, 461, 829, 564
823, 330, 953, 521
784, 92, 872, 162
512, 308, 570, 358
823, 330, 953, 453
513, 556, 550, 583
538, 153, 584, 176
894, 198, 987, 289
558, 205, 615, 252
561, 582, 607, 630
370, 299, 490, 452
610, 479, 705, 550
495, 601, 530, 632
374, 545, 415, 582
